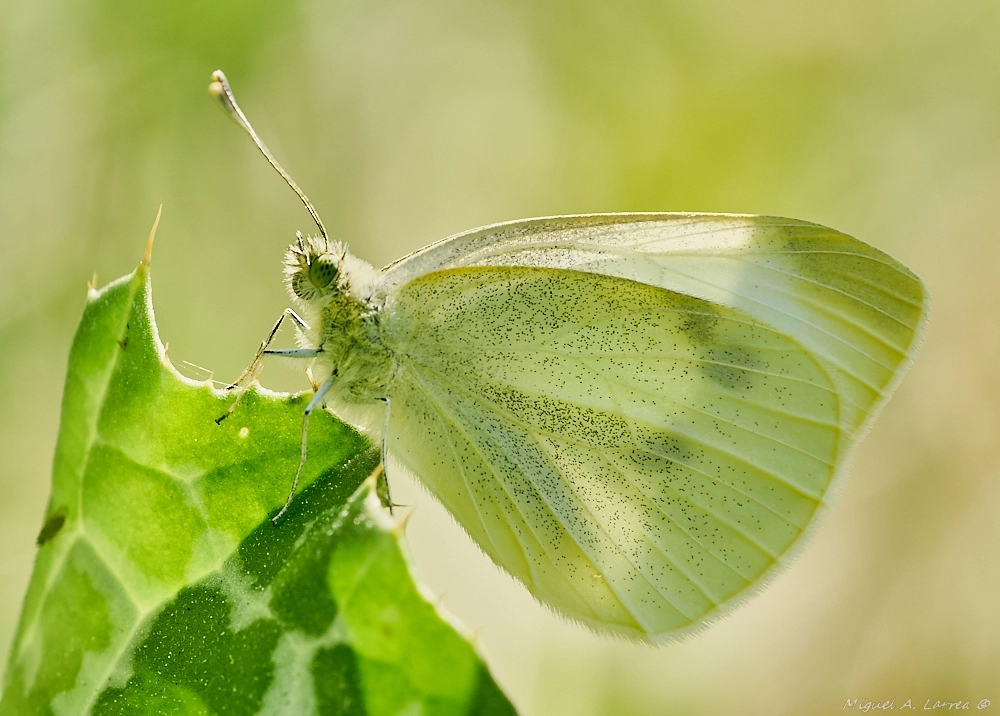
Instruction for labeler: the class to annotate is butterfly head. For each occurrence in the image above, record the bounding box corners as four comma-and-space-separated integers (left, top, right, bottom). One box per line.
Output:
284, 232, 346, 303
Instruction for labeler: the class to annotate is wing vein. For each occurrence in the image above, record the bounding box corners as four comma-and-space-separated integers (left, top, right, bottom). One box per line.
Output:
572, 356, 838, 467
727, 257, 915, 345
405, 369, 618, 618
411, 366, 696, 621
588, 442, 757, 589
537, 438, 727, 610
650, 265, 895, 390
407, 359, 818, 528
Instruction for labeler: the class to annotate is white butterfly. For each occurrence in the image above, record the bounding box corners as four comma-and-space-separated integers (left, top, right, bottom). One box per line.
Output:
212, 72, 928, 641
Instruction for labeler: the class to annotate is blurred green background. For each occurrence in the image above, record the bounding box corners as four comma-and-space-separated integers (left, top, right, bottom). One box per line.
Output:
1, 0, 996, 713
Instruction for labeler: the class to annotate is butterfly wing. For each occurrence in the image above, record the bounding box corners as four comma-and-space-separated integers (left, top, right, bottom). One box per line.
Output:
381, 264, 850, 639
380, 214, 929, 445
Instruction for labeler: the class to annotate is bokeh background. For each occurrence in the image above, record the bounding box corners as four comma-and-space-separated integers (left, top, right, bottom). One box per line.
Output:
1, 0, 997, 713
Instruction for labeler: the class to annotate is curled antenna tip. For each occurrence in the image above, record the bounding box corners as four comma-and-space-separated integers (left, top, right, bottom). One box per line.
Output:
143, 204, 163, 267
208, 70, 229, 97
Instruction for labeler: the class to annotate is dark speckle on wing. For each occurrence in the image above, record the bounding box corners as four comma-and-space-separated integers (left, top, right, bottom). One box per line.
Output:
380, 265, 840, 635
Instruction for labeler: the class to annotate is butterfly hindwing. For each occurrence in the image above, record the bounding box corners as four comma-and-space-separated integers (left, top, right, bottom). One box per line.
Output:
382, 265, 842, 638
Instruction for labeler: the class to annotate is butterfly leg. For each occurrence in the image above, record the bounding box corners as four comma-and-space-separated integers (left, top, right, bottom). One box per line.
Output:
217, 308, 313, 424
379, 397, 395, 514
231, 307, 310, 388
272, 372, 336, 524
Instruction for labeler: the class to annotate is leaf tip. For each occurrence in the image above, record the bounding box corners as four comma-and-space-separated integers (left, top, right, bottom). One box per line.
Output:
142, 204, 163, 267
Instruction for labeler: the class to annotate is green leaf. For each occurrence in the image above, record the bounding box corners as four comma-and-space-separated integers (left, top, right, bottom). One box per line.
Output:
0, 260, 516, 716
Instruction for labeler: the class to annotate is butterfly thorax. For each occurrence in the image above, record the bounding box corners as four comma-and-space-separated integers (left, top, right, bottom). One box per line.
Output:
284, 235, 393, 405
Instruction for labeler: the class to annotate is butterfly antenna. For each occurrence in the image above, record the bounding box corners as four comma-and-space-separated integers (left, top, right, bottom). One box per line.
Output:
209, 70, 328, 242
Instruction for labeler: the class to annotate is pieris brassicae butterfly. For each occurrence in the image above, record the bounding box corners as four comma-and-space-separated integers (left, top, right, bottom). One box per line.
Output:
210, 71, 928, 641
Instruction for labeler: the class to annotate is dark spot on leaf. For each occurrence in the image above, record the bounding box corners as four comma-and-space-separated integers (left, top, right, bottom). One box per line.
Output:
36, 507, 67, 546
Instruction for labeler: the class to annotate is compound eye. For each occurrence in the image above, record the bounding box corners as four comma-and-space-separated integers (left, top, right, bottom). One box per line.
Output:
309, 253, 339, 289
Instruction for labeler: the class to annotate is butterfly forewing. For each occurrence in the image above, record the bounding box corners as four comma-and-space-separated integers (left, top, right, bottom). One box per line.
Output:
381, 265, 842, 638
380, 214, 928, 442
